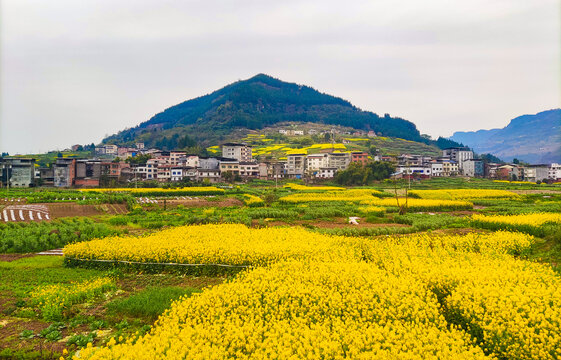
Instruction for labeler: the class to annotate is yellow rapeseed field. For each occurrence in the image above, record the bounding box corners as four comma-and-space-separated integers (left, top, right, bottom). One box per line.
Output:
279, 189, 382, 203
64, 224, 360, 266
32, 277, 115, 321
283, 183, 345, 191
68, 226, 560, 360
409, 189, 519, 200
360, 197, 473, 210
472, 213, 561, 226
76, 261, 491, 360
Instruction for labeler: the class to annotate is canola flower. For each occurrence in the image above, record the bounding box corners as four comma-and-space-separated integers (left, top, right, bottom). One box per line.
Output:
64, 224, 360, 267
381, 230, 534, 255
31, 277, 115, 321
357, 206, 386, 215
360, 197, 473, 211
70, 227, 560, 360
283, 183, 345, 191
472, 213, 561, 227
242, 194, 264, 207
409, 189, 519, 200
493, 180, 537, 185
76, 261, 491, 360
355, 237, 561, 360
279, 189, 382, 203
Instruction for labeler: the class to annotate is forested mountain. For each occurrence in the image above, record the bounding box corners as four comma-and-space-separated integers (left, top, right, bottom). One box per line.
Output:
450, 109, 561, 164
102, 74, 425, 148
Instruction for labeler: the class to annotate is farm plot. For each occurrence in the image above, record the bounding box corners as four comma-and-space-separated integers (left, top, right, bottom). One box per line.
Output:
0, 205, 50, 222
70, 226, 561, 360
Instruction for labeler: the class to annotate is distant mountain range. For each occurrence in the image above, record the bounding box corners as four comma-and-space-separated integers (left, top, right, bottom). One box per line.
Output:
450, 109, 561, 164
102, 74, 430, 149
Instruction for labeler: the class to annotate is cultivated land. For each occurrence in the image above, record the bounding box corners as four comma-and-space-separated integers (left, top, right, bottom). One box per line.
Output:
1, 179, 561, 359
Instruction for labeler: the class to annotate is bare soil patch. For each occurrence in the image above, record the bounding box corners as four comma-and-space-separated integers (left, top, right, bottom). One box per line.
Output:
47, 203, 127, 218
0, 253, 36, 262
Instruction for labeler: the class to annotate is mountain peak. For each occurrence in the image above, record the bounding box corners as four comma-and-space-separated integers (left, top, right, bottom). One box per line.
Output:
450, 109, 561, 164
102, 75, 423, 148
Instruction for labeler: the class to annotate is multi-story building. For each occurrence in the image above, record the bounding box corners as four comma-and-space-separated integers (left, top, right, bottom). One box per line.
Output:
351, 152, 369, 166
0, 158, 36, 187
38, 167, 54, 186
258, 163, 268, 179
239, 162, 259, 178
222, 143, 252, 162
497, 164, 523, 181
157, 164, 172, 182
441, 160, 459, 177
181, 155, 199, 168
287, 154, 306, 178
75, 160, 102, 187
316, 167, 336, 178
524, 165, 549, 182
219, 158, 240, 175
54, 159, 76, 187
328, 152, 351, 171
442, 147, 473, 170
197, 169, 221, 183
430, 162, 443, 177
170, 151, 187, 165
463, 159, 484, 178
306, 154, 329, 172
398, 165, 432, 178
171, 166, 186, 182
146, 158, 167, 180
199, 157, 220, 170
549, 163, 561, 181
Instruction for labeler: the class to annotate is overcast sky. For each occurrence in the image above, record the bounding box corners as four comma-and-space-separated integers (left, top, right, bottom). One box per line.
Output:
1, 0, 559, 154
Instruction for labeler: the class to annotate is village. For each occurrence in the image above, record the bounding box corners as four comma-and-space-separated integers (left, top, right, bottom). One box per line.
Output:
1, 137, 560, 188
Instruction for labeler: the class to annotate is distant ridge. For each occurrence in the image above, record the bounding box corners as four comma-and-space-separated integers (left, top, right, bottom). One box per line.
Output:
450, 109, 561, 164
102, 74, 425, 149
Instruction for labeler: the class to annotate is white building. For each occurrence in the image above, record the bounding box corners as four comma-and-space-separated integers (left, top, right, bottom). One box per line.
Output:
306, 154, 329, 171
442, 147, 473, 170
171, 167, 184, 182
239, 162, 259, 178
316, 167, 336, 178
397, 166, 431, 177
430, 162, 443, 177
524, 165, 550, 182
549, 163, 561, 181
222, 143, 252, 162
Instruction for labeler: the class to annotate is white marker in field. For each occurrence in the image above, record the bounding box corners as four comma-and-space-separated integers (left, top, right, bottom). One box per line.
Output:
348, 217, 360, 225
2, 210, 7, 222
37, 212, 42, 220
10, 210, 16, 221
29, 211, 34, 221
